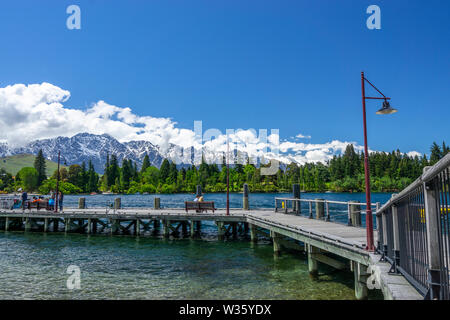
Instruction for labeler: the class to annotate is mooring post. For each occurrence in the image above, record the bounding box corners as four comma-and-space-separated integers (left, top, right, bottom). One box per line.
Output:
44, 218, 48, 232
293, 184, 300, 214
350, 201, 361, 227
154, 197, 160, 209
114, 198, 121, 210
78, 197, 86, 209
308, 201, 313, 219
5, 217, 9, 231
217, 221, 224, 240
307, 244, 319, 277
243, 183, 249, 210
250, 224, 257, 243
315, 199, 324, 220
271, 231, 282, 256
353, 261, 368, 300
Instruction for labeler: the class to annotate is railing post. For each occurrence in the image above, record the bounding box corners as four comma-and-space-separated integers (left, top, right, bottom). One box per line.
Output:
423, 176, 443, 300
325, 200, 330, 221
347, 202, 352, 226
375, 202, 381, 252
154, 197, 160, 209
350, 201, 361, 227
390, 205, 400, 273
381, 211, 388, 261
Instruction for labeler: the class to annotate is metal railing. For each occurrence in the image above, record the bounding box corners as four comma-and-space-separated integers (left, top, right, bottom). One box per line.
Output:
376, 152, 450, 299
275, 197, 379, 227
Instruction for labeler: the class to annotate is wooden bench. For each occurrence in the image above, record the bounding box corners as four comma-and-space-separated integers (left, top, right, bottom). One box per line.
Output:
27, 200, 51, 210
185, 201, 215, 213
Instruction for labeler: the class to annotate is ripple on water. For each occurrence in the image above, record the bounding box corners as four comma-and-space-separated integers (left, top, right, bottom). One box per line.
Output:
0, 232, 382, 300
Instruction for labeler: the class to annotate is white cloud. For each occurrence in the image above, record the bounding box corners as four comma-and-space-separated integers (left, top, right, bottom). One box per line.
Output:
0, 82, 421, 165
295, 133, 311, 139
407, 151, 422, 158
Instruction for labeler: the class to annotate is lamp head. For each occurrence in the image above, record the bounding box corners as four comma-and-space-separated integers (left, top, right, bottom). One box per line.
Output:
376, 100, 398, 115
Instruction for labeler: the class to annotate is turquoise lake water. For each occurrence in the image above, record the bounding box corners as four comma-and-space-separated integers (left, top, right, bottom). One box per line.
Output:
0, 193, 391, 300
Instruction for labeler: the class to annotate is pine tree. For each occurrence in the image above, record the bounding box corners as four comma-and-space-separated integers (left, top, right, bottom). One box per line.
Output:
34, 149, 47, 186
141, 154, 150, 174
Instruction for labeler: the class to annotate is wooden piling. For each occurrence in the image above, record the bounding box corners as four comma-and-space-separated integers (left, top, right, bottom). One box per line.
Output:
353, 261, 368, 300
53, 219, 58, 232
271, 231, 282, 256
163, 220, 170, 238
44, 218, 48, 232
250, 224, 257, 243
217, 221, 224, 240
190, 220, 195, 237
350, 201, 361, 227
5, 217, 9, 231
136, 219, 140, 236
87, 218, 92, 234
25, 218, 31, 232
307, 244, 319, 277
65, 218, 70, 233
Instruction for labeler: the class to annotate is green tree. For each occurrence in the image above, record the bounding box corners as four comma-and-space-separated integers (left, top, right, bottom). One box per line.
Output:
33, 149, 47, 186
17, 167, 39, 192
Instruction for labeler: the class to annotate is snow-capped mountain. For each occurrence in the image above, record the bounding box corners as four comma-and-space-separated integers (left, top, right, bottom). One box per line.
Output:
0, 133, 164, 174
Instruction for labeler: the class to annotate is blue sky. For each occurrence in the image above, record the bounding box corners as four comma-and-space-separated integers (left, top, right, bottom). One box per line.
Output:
0, 0, 449, 158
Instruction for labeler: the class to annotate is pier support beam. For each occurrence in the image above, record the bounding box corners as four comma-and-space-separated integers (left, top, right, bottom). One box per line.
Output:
353, 261, 368, 300
271, 231, 282, 256
250, 224, 257, 243
53, 219, 58, 232
65, 218, 71, 233
87, 218, 92, 234
111, 219, 119, 234
190, 220, 196, 238
44, 218, 48, 232
163, 220, 170, 238
25, 218, 31, 232
136, 219, 141, 236
307, 244, 319, 277
217, 221, 225, 240
5, 217, 9, 231
182, 221, 188, 236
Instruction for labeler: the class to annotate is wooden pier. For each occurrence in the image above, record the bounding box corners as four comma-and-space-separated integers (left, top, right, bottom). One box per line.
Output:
0, 205, 421, 300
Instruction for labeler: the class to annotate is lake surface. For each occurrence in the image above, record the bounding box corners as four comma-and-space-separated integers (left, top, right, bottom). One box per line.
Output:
0, 193, 390, 300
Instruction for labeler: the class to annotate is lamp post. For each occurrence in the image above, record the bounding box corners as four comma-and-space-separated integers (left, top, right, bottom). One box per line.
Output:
226, 138, 230, 216
361, 71, 397, 252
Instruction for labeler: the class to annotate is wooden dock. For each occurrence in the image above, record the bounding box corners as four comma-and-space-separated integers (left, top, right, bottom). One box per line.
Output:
0, 207, 422, 300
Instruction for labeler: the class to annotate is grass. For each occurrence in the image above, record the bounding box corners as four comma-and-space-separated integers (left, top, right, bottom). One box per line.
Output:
0, 154, 67, 176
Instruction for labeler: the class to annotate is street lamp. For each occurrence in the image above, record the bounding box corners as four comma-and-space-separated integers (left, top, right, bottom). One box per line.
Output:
361, 71, 397, 252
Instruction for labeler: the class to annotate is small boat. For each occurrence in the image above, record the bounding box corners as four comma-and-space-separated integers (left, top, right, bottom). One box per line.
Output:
90, 192, 97, 195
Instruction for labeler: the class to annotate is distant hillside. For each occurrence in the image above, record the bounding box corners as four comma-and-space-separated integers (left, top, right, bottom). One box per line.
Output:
0, 154, 67, 176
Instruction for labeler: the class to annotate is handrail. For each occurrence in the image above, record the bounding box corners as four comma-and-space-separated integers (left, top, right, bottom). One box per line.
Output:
275, 197, 377, 207
377, 152, 450, 214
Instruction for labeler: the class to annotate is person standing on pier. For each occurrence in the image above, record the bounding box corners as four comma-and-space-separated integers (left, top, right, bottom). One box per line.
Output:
21, 190, 27, 210
58, 191, 64, 212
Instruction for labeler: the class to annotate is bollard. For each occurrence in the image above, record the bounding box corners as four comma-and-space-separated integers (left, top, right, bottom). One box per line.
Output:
350, 201, 361, 227
78, 197, 86, 209
114, 198, 121, 210
243, 183, 249, 210
154, 197, 160, 209
292, 184, 300, 214
315, 199, 325, 219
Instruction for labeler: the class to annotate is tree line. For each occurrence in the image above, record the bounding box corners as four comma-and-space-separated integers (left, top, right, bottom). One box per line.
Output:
0, 141, 448, 194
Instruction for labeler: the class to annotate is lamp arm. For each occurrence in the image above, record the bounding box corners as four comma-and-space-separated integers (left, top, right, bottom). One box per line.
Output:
363, 77, 388, 99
